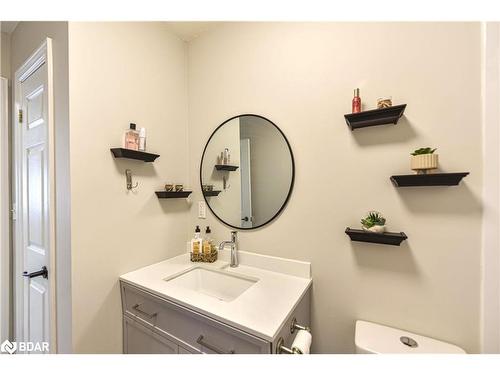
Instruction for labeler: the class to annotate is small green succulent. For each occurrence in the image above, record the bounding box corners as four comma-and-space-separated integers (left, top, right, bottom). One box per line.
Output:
411, 147, 437, 156
361, 211, 386, 228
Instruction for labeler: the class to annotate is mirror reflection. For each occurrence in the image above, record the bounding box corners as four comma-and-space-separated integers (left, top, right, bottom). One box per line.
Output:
200, 115, 294, 229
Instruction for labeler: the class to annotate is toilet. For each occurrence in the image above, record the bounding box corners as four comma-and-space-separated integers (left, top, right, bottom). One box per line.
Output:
355, 320, 466, 354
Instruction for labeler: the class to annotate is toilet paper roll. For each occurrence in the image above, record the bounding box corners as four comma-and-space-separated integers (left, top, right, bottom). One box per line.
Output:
291, 329, 312, 354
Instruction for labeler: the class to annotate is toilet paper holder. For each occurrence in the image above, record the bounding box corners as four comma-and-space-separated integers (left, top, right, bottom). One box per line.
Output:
276, 318, 311, 354
290, 317, 310, 334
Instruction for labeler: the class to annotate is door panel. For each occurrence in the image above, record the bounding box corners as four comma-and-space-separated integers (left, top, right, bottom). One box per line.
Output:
28, 281, 46, 344
15, 44, 51, 353
26, 144, 45, 252
26, 86, 44, 129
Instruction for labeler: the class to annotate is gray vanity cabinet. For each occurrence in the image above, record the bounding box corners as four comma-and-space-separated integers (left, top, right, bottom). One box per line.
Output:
120, 281, 311, 354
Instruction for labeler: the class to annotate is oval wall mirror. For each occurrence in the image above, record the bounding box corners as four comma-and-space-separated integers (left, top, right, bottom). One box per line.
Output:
200, 114, 295, 230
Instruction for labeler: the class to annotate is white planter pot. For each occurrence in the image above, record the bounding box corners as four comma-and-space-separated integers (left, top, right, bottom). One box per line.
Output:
410, 154, 438, 174
362, 225, 386, 233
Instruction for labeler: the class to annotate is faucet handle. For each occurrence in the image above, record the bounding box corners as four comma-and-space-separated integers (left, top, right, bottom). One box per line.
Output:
230, 231, 237, 241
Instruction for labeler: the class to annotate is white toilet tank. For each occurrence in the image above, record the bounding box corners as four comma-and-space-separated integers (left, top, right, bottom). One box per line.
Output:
355, 320, 466, 354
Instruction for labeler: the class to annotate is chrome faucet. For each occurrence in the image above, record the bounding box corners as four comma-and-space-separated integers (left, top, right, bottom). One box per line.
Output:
219, 231, 238, 267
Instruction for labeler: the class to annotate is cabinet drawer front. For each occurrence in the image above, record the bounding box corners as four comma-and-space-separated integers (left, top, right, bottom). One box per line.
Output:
122, 283, 199, 347
178, 345, 199, 354
196, 320, 269, 354
123, 316, 178, 354
121, 282, 270, 354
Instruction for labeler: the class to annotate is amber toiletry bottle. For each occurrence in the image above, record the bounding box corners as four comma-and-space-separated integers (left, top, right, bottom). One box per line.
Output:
203, 226, 213, 255
352, 88, 361, 113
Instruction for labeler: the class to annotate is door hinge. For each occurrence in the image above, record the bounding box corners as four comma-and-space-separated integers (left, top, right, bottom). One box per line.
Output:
18, 109, 23, 123
11, 204, 17, 221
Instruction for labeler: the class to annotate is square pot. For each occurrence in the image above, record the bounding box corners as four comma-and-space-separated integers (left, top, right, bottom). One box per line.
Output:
410, 154, 438, 174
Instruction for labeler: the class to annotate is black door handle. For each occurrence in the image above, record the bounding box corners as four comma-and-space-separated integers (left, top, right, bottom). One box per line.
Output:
242, 217, 249, 222
23, 266, 48, 279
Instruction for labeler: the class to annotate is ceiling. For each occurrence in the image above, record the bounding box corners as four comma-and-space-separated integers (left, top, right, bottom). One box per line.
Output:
0, 21, 19, 34
164, 22, 223, 42
0, 21, 219, 40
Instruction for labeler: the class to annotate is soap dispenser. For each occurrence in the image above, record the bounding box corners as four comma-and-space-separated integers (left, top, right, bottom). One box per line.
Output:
191, 226, 202, 256
203, 226, 213, 255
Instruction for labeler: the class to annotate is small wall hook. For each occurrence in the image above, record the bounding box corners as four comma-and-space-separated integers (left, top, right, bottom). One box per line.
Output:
125, 169, 139, 191
223, 176, 231, 190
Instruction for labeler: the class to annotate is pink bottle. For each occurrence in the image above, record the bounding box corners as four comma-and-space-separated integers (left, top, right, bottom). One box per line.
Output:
124, 123, 139, 151
352, 88, 361, 113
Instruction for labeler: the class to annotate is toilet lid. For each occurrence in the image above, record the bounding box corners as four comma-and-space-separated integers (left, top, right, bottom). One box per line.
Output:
355, 320, 466, 354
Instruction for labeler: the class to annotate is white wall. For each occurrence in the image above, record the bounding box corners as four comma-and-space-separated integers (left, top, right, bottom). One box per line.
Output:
187, 22, 483, 353
1, 32, 11, 79
68, 22, 189, 353
10, 21, 72, 353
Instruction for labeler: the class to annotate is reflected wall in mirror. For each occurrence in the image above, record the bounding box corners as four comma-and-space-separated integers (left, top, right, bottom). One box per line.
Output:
200, 114, 294, 229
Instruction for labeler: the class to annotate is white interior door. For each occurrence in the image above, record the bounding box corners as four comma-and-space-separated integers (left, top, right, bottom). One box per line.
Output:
14, 40, 54, 354
240, 138, 253, 228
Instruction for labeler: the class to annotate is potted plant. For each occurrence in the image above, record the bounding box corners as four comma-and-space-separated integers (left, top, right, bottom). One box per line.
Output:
361, 211, 386, 233
410, 147, 438, 174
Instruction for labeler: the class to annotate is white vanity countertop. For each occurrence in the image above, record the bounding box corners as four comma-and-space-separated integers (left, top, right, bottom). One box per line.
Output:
120, 250, 312, 342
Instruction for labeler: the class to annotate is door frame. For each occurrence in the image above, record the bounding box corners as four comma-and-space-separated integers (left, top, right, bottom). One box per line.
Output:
13, 38, 57, 352
240, 137, 253, 228
481, 22, 500, 354
0, 77, 10, 342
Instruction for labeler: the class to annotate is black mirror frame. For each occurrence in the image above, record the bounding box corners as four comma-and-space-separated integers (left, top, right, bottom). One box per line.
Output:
200, 114, 295, 230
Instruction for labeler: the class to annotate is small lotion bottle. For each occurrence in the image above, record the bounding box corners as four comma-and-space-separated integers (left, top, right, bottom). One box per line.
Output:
352, 88, 361, 113
124, 123, 139, 150
138, 127, 146, 151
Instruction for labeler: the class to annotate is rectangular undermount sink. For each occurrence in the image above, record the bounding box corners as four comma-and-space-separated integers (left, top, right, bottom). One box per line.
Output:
164, 267, 258, 302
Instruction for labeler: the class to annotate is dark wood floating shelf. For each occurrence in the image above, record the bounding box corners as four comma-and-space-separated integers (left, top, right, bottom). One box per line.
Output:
215, 164, 239, 171
203, 190, 221, 197
345, 227, 408, 246
110, 148, 160, 162
344, 104, 407, 130
155, 191, 192, 199
390, 172, 470, 187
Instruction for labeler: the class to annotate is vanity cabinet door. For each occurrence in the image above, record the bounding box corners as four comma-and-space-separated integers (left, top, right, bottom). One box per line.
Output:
123, 316, 178, 354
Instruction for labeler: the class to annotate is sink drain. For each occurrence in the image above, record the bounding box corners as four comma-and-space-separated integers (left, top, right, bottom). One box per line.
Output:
400, 336, 418, 348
